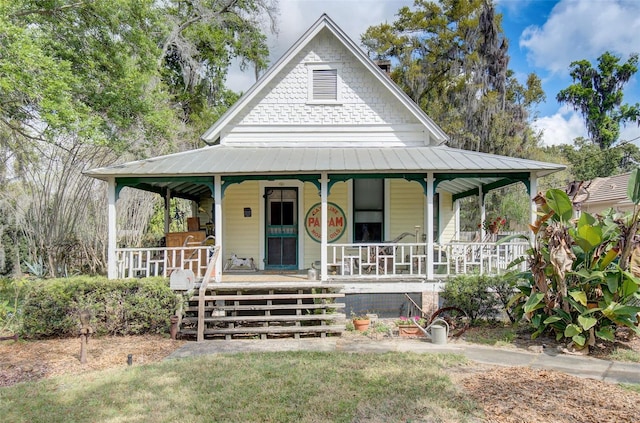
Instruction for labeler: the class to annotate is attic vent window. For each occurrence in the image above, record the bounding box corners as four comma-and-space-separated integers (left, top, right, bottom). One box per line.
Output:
307, 65, 341, 103
313, 69, 337, 100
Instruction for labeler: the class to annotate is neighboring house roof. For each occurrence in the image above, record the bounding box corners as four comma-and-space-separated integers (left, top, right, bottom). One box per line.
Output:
200, 14, 449, 146
570, 172, 634, 212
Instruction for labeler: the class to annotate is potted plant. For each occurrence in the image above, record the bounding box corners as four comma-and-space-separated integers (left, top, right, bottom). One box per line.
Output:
481, 216, 507, 234
351, 312, 371, 332
395, 316, 426, 337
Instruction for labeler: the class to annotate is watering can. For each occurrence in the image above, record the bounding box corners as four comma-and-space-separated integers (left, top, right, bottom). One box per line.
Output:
412, 318, 449, 345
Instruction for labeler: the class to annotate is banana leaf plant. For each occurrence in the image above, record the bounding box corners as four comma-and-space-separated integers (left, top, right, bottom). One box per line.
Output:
501, 169, 640, 349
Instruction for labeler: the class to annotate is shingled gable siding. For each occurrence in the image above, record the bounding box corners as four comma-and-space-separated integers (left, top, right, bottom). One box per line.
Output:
223, 29, 428, 147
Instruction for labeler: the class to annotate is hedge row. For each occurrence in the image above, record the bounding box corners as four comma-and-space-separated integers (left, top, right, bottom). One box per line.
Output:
21, 276, 182, 338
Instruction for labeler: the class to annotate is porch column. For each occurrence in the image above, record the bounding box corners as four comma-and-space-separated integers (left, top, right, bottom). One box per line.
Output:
107, 177, 117, 279
164, 189, 171, 234
454, 199, 460, 240
214, 175, 223, 282
479, 188, 486, 241
529, 173, 538, 229
426, 173, 434, 280
320, 172, 328, 281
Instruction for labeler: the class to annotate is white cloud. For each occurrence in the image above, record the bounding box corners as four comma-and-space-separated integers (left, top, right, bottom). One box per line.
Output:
533, 105, 640, 148
532, 106, 587, 146
621, 123, 640, 146
520, 0, 640, 73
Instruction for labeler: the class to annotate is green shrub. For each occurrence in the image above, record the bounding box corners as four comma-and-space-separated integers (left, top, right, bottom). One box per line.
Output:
440, 274, 508, 322
21, 276, 181, 338
0, 277, 27, 335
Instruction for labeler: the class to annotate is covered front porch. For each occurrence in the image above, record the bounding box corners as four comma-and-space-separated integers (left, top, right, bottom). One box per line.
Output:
91, 149, 556, 284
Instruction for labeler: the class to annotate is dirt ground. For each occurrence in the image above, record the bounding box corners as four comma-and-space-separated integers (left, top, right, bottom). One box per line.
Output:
2, 330, 640, 422
452, 325, 640, 422
0, 335, 186, 387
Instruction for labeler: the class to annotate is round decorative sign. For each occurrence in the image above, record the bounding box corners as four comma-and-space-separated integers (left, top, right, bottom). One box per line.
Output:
305, 202, 346, 243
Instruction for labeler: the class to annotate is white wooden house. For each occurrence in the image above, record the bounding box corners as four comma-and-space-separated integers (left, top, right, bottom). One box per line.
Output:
86, 14, 564, 286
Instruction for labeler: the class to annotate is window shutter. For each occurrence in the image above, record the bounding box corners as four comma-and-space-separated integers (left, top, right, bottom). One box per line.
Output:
312, 69, 337, 100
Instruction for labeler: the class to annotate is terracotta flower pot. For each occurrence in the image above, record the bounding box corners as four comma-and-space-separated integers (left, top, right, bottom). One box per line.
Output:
398, 325, 423, 337
353, 319, 370, 332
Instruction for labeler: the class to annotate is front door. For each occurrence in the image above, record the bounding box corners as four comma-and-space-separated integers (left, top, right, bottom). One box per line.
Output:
265, 188, 298, 269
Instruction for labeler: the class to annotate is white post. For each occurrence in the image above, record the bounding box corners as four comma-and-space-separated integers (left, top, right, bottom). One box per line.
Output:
214, 175, 223, 282
479, 188, 485, 241
426, 173, 434, 280
107, 177, 117, 279
530, 174, 538, 229
164, 189, 171, 234
454, 199, 460, 241
320, 173, 328, 281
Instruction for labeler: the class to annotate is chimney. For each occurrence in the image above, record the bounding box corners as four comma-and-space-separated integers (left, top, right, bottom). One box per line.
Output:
374, 59, 391, 75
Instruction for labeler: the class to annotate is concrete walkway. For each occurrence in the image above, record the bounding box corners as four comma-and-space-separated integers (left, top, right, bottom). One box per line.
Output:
166, 337, 640, 385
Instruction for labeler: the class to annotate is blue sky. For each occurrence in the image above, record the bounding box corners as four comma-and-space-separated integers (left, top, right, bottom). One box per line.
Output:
227, 0, 640, 147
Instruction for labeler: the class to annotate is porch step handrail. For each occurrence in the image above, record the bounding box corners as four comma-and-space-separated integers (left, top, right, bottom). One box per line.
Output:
198, 246, 220, 342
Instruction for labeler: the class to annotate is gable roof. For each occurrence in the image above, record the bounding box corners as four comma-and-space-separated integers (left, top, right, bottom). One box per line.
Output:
200, 13, 449, 145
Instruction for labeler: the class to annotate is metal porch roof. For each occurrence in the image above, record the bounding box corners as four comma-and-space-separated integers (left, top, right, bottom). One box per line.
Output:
86, 145, 563, 178
85, 145, 564, 199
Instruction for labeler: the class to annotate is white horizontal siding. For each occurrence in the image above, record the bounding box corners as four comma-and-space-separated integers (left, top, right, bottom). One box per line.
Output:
222, 182, 261, 263
389, 180, 424, 242
223, 124, 426, 146
439, 192, 456, 243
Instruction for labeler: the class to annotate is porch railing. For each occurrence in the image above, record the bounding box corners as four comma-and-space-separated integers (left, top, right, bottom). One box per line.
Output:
115, 241, 528, 280
115, 245, 215, 279
327, 241, 529, 279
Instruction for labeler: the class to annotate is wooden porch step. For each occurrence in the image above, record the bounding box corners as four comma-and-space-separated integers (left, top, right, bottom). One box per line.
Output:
192, 292, 345, 301
184, 303, 345, 312
182, 313, 346, 324
180, 324, 346, 336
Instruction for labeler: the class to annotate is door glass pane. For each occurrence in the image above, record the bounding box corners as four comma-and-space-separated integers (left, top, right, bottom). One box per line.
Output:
267, 238, 281, 265
282, 238, 296, 265
282, 202, 294, 225
270, 202, 282, 225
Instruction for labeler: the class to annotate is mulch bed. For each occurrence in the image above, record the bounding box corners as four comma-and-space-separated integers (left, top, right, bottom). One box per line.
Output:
460, 366, 640, 423
0, 335, 185, 387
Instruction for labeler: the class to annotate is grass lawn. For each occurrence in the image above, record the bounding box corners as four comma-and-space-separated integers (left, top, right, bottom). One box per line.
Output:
0, 351, 478, 423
